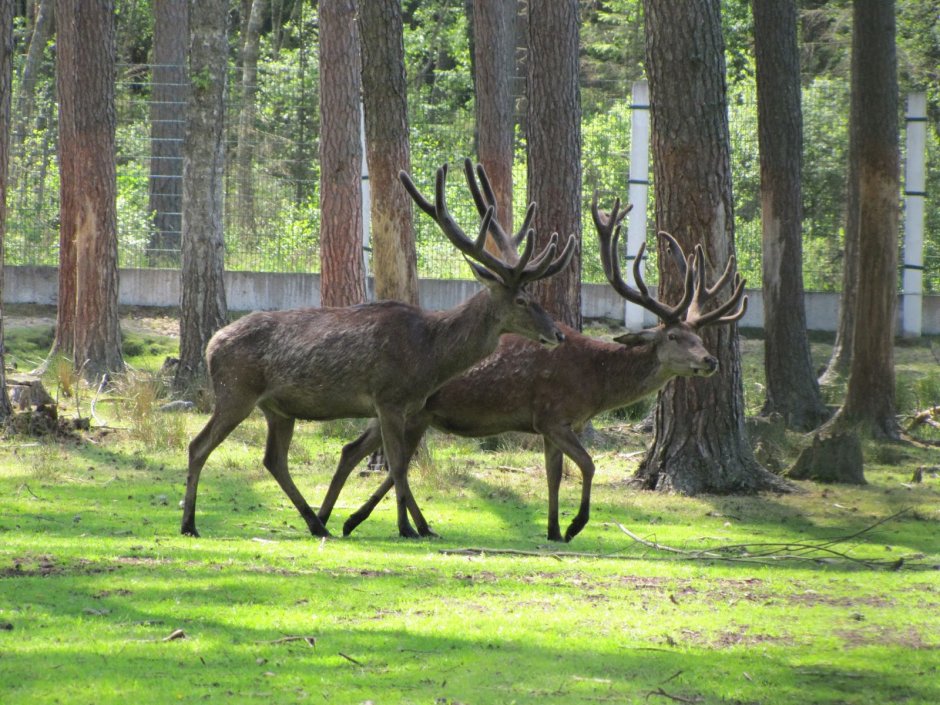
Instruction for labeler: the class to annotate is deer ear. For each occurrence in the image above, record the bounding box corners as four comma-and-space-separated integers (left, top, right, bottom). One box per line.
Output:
613, 329, 658, 346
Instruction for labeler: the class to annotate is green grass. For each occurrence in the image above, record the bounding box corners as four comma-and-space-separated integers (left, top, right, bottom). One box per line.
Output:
1, 318, 939, 704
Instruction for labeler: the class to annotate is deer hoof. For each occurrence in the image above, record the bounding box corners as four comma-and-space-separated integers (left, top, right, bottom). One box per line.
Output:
398, 525, 421, 539
181, 526, 200, 538
418, 527, 439, 539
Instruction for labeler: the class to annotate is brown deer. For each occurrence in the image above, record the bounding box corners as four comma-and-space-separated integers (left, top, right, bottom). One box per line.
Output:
317, 190, 747, 542
180, 160, 575, 539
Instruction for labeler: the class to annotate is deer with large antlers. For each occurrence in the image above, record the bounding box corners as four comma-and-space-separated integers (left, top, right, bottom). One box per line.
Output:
317, 187, 747, 542
180, 160, 575, 539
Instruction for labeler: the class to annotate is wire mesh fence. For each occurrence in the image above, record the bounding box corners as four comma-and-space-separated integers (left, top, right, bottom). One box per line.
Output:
5, 62, 939, 294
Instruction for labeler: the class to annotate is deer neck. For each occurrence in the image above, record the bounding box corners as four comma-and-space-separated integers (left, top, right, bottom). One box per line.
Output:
599, 341, 676, 410
428, 290, 505, 384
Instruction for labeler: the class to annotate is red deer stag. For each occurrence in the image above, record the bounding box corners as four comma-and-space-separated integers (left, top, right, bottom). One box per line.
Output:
317, 190, 747, 542
180, 160, 575, 539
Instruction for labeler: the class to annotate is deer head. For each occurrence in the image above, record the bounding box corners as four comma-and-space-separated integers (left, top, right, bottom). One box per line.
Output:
401, 161, 576, 346
592, 192, 747, 378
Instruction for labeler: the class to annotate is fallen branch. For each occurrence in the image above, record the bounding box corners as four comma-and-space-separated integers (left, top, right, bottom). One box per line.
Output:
614, 509, 913, 569
644, 687, 703, 703
260, 635, 317, 647
338, 652, 364, 666
439, 547, 618, 561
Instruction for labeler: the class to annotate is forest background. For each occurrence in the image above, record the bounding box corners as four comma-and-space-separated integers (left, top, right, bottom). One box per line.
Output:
4, 0, 939, 293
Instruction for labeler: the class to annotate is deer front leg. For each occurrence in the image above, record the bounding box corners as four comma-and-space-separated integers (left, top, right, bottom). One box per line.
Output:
543, 438, 565, 542
376, 410, 423, 538
262, 411, 330, 537
544, 425, 595, 542
182, 401, 256, 536
319, 420, 383, 526
342, 417, 435, 537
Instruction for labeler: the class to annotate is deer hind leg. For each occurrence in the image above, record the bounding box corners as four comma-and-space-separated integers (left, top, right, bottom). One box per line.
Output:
181, 398, 257, 537
262, 411, 330, 537
319, 419, 383, 526
343, 418, 430, 537
543, 425, 595, 542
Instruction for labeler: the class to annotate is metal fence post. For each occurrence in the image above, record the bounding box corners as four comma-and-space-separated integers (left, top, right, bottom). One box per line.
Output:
626, 79, 650, 330
902, 92, 927, 337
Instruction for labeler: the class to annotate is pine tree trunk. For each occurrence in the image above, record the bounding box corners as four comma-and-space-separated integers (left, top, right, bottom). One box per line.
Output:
752, 0, 828, 431
636, 0, 786, 494
472, 0, 516, 240
235, 0, 265, 242
359, 0, 419, 305
13, 0, 53, 150
54, 0, 124, 380
526, 0, 582, 330
0, 0, 14, 418
174, 0, 229, 395
148, 0, 188, 264
839, 1, 899, 439
318, 0, 366, 308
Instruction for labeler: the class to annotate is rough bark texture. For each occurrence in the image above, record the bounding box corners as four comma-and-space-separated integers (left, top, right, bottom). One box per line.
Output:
526, 0, 582, 330
54, 0, 124, 379
752, 0, 828, 431
318, 0, 366, 308
820, 33, 861, 386
148, 0, 188, 263
359, 0, 419, 305
13, 0, 53, 149
787, 429, 865, 485
472, 0, 516, 239
636, 0, 786, 495
838, 1, 899, 439
235, 0, 265, 240
0, 0, 14, 418
174, 0, 229, 395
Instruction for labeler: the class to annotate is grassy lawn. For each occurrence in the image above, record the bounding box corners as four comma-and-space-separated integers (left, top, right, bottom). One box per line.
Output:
1, 314, 938, 704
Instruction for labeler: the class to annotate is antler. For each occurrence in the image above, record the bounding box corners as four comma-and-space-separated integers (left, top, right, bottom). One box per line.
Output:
463, 159, 533, 261
401, 163, 576, 288
684, 244, 748, 328
592, 192, 693, 324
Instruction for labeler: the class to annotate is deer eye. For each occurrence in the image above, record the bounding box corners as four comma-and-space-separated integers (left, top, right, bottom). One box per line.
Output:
667, 332, 677, 341
515, 296, 527, 306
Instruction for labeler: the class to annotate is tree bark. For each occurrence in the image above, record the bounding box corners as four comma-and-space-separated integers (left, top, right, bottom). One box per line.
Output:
13, 0, 53, 150
359, 0, 419, 305
472, 0, 516, 239
752, 0, 828, 431
526, 0, 582, 329
318, 0, 366, 308
838, 0, 899, 439
53, 0, 124, 380
148, 0, 188, 264
235, 0, 265, 242
0, 0, 14, 418
174, 0, 229, 395
635, 0, 786, 494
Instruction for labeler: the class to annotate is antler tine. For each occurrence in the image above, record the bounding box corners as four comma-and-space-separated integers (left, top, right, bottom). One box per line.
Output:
399, 168, 437, 220
463, 159, 519, 262
683, 244, 748, 328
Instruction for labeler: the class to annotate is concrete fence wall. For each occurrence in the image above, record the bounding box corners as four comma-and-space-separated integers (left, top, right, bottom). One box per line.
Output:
5, 265, 939, 334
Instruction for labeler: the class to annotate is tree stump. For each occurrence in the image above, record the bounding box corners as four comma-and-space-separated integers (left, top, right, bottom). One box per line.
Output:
787, 429, 866, 484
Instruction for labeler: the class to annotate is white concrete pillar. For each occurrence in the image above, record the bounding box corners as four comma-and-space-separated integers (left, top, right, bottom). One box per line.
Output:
626, 80, 651, 330
902, 92, 927, 337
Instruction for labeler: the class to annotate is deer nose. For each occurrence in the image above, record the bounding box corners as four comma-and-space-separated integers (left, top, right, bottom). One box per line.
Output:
555, 329, 566, 343
705, 356, 718, 372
